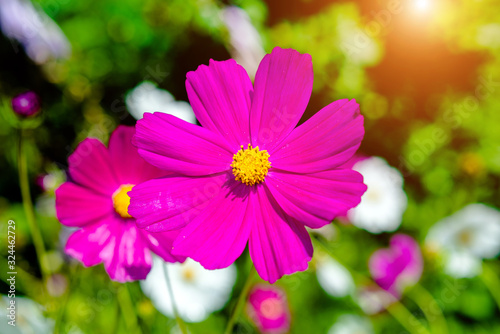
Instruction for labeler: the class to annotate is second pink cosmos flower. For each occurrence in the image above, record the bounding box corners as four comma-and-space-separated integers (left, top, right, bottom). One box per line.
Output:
56, 126, 184, 282
129, 47, 367, 283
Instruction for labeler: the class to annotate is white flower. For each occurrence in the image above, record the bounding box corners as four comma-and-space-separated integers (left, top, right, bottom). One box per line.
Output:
141, 257, 237, 323
426, 203, 500, 278
0, 0, 71, 64
1, 296, 54, 334
125, 81, 197, 124
316, 256, 354, 298
347, 157, 407, 233
356, 287, 397, 315
328, 314, 374, 334
221, 6, 265, 79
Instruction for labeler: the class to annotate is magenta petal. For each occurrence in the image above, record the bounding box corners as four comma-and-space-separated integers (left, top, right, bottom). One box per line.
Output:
143, 229, 186, 263
103, 220, 153, 282
129, 173, 229, 231
250, 47, 313, 151
265, 169, 366, 229
249, 186, 313, 283
65, 220, 114, 267
172, 181, 252, 269
388, 234, 423, 286
186, 59, 253, 149
270, 99, 364, 173
369, 234, 423, 295
56, 182, 113, 227
68, 138, 120, 195
134, 113, 234, 176
108, 125, 165, 184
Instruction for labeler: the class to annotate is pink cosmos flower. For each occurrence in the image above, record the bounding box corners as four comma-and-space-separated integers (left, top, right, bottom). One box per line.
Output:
369, 234, 423, 297
129, 47, 366, 283
55, 126, 184, 282
247, 284, 290, 334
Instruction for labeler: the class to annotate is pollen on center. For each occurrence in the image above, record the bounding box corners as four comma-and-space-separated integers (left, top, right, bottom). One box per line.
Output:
112, 184, 135, 218
231, 144, 271, 186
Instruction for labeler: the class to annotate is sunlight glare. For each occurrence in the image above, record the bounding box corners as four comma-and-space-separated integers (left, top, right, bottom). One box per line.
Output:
415, 0, 431, 11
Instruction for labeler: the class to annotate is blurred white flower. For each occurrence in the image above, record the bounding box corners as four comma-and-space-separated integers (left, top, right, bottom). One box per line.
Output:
221, 6, 265, 79
316, 256, 354, 298
328, 314, 374, 334
0, 296, 54, 334
347, 157, 407, 233
141, 257, 237, 323
35, 168, 66, 217
0, 0, 71, 64
126, 81, 197, 123
356, 286, 397, 315
307, 223, 337, 241
426, 203, 500, 278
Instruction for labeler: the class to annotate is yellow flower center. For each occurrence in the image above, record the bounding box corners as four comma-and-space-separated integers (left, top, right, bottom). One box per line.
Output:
231, 144, 271, 186
458, 229, 473, 246
112, 184, 135, 218
181, 267, 196, 282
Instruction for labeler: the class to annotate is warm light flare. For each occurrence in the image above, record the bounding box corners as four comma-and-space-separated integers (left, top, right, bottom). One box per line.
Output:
415, 0, 431, 11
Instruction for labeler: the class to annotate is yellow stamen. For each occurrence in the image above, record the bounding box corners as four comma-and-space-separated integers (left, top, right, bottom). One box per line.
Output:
231, 144, 271, 186
112, 184, 135, 218
458, 229, 473, 246
181, 267, 196, 282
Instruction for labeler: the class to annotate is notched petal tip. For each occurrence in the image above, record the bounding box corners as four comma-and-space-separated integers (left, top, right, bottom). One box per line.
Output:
186, 58, 240, 81
270, 46, 312, 61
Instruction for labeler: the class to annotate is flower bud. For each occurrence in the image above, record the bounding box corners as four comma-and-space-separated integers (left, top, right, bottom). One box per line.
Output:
11, 91, 41, 117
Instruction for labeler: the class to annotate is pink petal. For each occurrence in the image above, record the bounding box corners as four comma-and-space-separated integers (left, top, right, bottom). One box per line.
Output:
68, 138, 120, 195
249, 186, 313, 283
172, 180, 252, 269
103, 220, 153, 282
55, 182, 113, 227
65, 219, 115, 267
247, 285, 290, 334
265, 169, 366, 229
142, 229, 186, 263
128, 173, 229, 231
186, 59, 253, 149
390, 234, 423, 283
369, 234, 423, 295
108, 125, 165, 184
250, 47, 313, 151
270, 99, 364, 173
134, 112, 234, 176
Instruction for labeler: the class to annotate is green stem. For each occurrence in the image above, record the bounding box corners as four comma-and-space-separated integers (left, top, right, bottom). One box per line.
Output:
224, 264, 256, 334
18, 128, 49, 281
480, 262, 500, 311
53, 265, 80, 334
408, 284, 448, 334
163, 264, 188, 334
111, 302, 121, 334
386, 299, 431, 334
115, 283, 141, 334
312, 237, 431, 334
